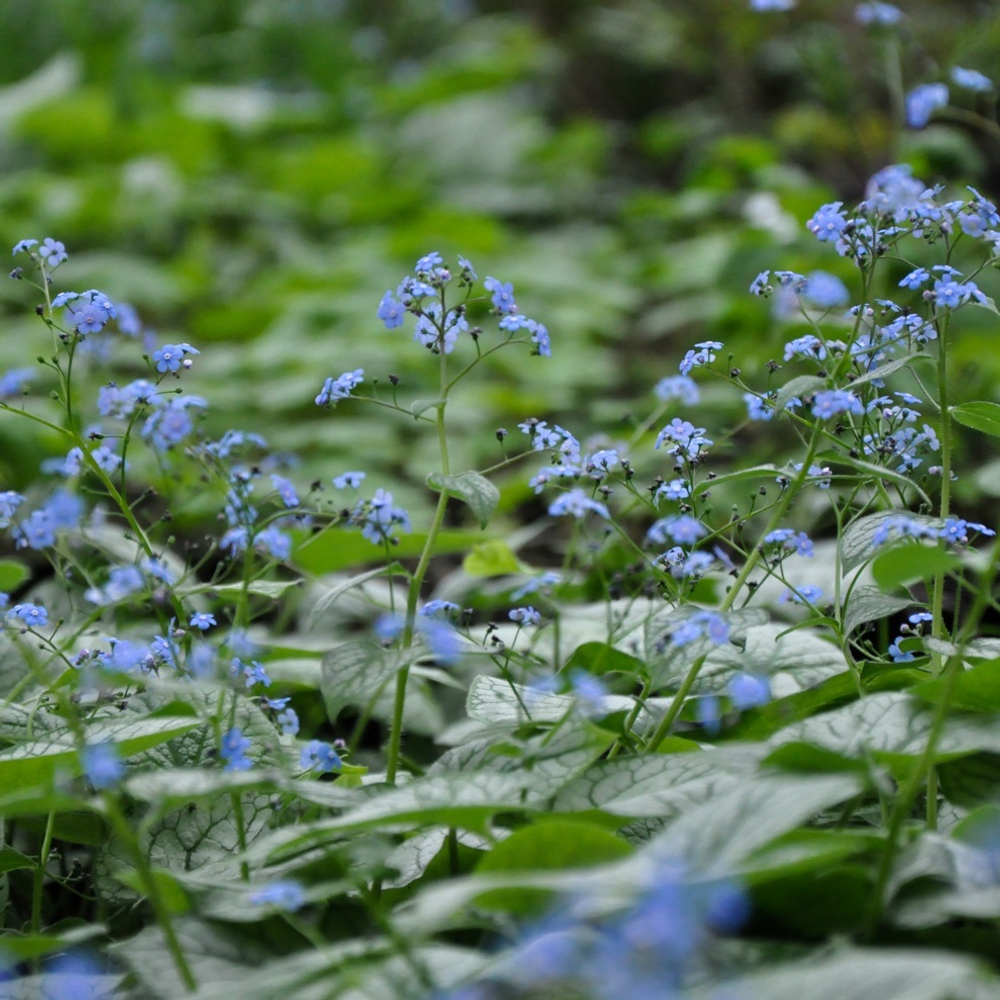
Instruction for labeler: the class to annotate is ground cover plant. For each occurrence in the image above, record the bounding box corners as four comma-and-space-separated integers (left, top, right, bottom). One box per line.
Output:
5, 2, 1000, 998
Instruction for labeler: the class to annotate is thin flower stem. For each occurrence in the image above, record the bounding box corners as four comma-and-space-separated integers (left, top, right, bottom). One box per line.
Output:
30, 810, 57, 939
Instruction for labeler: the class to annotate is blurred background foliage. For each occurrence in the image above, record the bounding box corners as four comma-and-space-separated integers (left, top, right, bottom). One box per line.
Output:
0, 0, 999, 535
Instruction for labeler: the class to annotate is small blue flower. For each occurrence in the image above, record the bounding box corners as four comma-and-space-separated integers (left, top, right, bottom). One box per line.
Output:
249, 879, 306, 911
509, 606, 542, 626
749, 270, 771, 296
189, 612, 217, 631
333, 471, 366, 489
951, 67, 993, 93
728, 672, 771, 709
315, 368, 364, 406
778, 585, 823, 604
415, 251, 444, 273
419, 600, 461, 618
750, 0, 795, 9
806, 203, 848, 243
0, 368, 33, 399
300, 740, 341, 773
220, 727, 252, 772
803, 271, 850, 309
152, 342, 200, 373
81, 742, 124, 790
654, 375, 699, 405
811, 389, 864, 419
377, 291, 406, 329
548, 488, 609, 520
764, 528, 814, 557
647, 514, 707, 546
905, 83, 949, 128
8, 602, 48, 628
899, 267, 930, 289
270, 474, 300, 508
458, 255, 477, 278
510, 572, 561, 601
276, 708, 300, 736
254, 525, 292, 560
38, 237, 67, 268
697, 695, 721, 735
484, 275, 517, 314
11, 238, 38, 256
670, 610, 729, 647
855, 3, 903, 26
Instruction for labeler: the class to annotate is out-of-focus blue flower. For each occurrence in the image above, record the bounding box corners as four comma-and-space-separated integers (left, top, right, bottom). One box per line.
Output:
803, 271, 850, 309
548, 489, 609, 520
952, 67, 993, 92
220, 727, 252, 772
670, 610, 729, 647
812, 389, 864, 419
855, 2, 903, 25
420, 600, 461, 618
905, 83, 949, 128
276, 708, 299, 736
764, 528, 815, 557
750, 0, 795, 9
11, 238, 38, 255
654, 374, 699, 405
510, 572, 561, 601
249, 879, 306, 912
81, 742, 124, 790
270, 474, 300, 508
728, 672, 771, 709
300, 740, 341, 773
0, 368, 33, 398
646, 514, 707, 547
509, 606, 542, 626
141, 396, 207, 451
333, 471, 366, 489
779, 585, 823, 604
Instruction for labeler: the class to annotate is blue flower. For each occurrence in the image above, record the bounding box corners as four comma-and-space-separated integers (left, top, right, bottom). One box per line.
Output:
0, 491, 24, 528
38, 237, 67, 268
811, 389, 863, 419
778, 585, 823, 604
654, 479, 691, 502
68, 291, 115, 335
141, 397, 207, 450
152, 342, 200, 373
189, 612, 217, 631
871, 515, 938, 547
764, 528, 814, 557
728, 672, 771, 709
315, 368, 364, 406
270, 474, 300, 508
547, 488, 609, 520
81, 743, 124, 790
352, 488, 412, 545
484, 276, 517, 314
899, 267, 929, 289
0, 368, 33, 398
806, 202, 848, 242
510, 572, 561, 601
420, 600, 461, 618
300, 740, 341, 773
654, 374, 699, 405
647, 514, 707, 546
509, 606, 542, 626
333, 471, 366, 489
377, 291, 406, 329
803, 271, 849, 309
749, 270, 771, 296
905, 83, 949, 128
254, 525, 291, 560
458, 255, 477, 279
750, 0, 795, 9
697, 695, 721, 734
417, 616, 463, 664
220, 727, 252, 772
11, 238, 38, 255
855, 3, 903, 26
249, 880, 306, 911
670, 610, 729, 647
276, 708, 299, 736
951, 67, 993, 93
678, 341, 722, 376
8, 603, 48, 628
415, 251, 444, 273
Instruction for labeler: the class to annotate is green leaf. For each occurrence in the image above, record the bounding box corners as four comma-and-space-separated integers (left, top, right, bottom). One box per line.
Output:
938, 754, 1000, 808
426, 469, 500, 529
841, 511, 942, 574
320, 640, 398, 723
774, 374, 826, 414
872, 544, 960, 590
564, 641, 648, 677
842, 586, 914, 635
293, 528, 486, 575
462, 540, 525, 576
912, 658, 1000, 713
552, 745, 766, 819
953, 400, 1000, 438
410, 397, 445, 416
0, 715, 201, 788
307, 565, 404, 630
686, 947, 1000, 1000
0, 559, 29, 591
650, 771, 862, 876
182, 579, 301, 600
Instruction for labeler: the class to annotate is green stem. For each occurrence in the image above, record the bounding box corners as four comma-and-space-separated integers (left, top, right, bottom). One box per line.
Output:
930, 315, 952, 680
103, 795, 197, 992
30, 810, 57, 938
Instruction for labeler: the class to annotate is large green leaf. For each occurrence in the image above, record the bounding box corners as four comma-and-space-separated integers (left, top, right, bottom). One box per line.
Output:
952, 401, 1000, 438
426, 469, 500, 528
842, 585, 914, 635
841, 511, 943, 574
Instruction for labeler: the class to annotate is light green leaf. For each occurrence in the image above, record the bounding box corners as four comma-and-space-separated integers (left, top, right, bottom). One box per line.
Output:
426, 469, 500, 529
775, 375, 826, 413
182, 579, 301, 600
686, 947, 1000, 1000
552, 744, 766, 819
306, 565, 402, 630
321, 640, 398, 723
843, 586, 914, 635
411, 397, 445, 416
0, 559, 29, 592
872, 545, 960, 590
462, 540, 525, 576
953, 400, 1000, 438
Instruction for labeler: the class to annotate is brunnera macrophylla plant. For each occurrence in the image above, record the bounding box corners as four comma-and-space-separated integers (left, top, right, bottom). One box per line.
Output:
5, 184, 1000, 998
